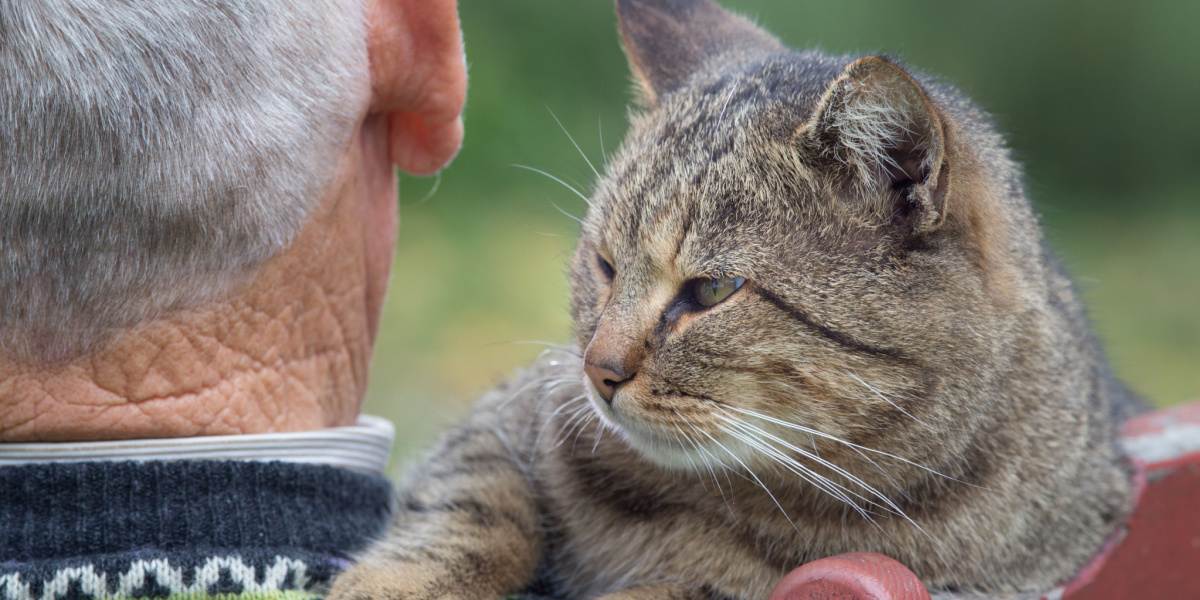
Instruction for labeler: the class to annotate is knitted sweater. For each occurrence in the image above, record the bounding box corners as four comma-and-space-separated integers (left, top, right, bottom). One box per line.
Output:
0, 461, 392, 600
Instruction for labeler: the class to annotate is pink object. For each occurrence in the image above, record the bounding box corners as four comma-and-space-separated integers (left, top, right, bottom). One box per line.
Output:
768, 552, 930, 600
767, 401, 1200, 600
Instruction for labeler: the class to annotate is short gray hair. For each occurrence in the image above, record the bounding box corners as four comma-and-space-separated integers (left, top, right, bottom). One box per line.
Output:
0, 0, 368, 361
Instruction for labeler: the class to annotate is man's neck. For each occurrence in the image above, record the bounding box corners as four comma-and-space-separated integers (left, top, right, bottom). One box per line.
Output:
0, 270, 368, 441
0, 121, 396, 442
0, 320, 363, 442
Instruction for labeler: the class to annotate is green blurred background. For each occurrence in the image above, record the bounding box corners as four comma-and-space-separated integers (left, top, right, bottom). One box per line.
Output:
365, 0, 1200, 466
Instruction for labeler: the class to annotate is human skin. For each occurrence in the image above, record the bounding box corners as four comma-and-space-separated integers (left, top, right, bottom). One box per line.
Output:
0, 0, 466, 441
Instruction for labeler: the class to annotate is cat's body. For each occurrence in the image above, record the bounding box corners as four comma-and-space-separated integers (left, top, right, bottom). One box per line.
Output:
330, 1, 1141, 598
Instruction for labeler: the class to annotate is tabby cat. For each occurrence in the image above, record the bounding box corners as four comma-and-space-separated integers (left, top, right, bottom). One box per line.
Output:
329, 0, 1141, 597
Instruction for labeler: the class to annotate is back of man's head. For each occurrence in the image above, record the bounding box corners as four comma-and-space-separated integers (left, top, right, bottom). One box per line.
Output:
0, 0, 368, 362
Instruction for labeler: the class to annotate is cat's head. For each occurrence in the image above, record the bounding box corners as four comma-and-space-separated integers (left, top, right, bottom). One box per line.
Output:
571, 0, 1024, 476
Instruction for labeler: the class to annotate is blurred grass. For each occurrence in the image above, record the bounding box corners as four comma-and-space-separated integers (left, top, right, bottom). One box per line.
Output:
364, 0, 1200, 465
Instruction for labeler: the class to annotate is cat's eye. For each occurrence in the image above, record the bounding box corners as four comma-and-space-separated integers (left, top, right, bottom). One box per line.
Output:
596, 254, 615, 280
691, 276, 745, 308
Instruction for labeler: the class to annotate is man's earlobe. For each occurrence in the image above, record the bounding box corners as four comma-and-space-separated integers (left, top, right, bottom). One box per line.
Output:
801, 56, 950, 235
616, 0, 782, 106
366, 0, 467, 175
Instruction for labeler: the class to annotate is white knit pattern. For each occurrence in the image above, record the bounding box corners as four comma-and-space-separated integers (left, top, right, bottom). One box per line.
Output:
0, 556, 310, 600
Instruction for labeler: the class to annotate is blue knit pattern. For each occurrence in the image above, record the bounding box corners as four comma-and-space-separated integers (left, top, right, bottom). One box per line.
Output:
0, 461, 392, 600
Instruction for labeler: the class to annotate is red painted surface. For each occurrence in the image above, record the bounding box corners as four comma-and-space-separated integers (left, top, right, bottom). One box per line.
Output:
1063, 463, 1200, 599
1120, 401, 1200, 437
769, 401, 1200, 600
1061, 403, 1200, 599
769, 553, 930, 600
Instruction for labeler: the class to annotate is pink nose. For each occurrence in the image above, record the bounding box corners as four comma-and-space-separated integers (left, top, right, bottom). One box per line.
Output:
584, 361, 634, 404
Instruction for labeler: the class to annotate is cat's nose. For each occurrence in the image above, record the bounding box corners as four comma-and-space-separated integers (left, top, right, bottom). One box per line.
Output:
584, 361, 634, 404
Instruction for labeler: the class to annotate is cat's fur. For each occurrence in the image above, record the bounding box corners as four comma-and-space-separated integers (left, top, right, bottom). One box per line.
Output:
329, 1, 1142, 598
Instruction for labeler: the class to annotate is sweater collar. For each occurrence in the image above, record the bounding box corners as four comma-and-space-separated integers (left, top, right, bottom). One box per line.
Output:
0, 415, 394, 475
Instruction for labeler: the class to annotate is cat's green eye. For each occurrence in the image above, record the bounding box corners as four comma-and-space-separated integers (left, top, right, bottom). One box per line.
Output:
691, 276, 745, 308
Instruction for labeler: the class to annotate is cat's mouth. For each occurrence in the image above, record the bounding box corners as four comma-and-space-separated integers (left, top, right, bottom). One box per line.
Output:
583, 376, 719, 469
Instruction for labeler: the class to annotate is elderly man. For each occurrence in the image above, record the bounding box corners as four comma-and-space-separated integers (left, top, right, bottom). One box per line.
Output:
0, 1, 464, 598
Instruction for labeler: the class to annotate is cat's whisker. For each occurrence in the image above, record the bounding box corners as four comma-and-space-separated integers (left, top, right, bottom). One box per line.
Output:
673, 410, 736, 517
550, 201, 585, 226
718, 413, 900, 509
569, 412, 598, 451
535, 395, 588, 448
844, 371, 934, 431
542, 394, 586, 418
497, 340, 582, 356
718, 414, 907, 530
718, 424, 885, 532
697, 439, 739, 495
591, 419, 607, 455
669, 425, 707, 491
597, 115, 609, 166
718, 413, 946, 542
555, 402, 595, 448
543, 378, 586, 397
498, 366, 581, 410
683, 431, 719, 497
555, 412, 588, 450
548, 107, 601, 180
715, 417, 888, 511
725, 405, 969, 486
715, 83, 737, 133
693, 424, 800, 534
715, 416, 888, 515
399, 171, 443, 207
512, 164, 594, 209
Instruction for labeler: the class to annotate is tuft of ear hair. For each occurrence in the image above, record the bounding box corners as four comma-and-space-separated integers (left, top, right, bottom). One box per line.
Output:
615, 0, 783, 106
802, 56, 950, 235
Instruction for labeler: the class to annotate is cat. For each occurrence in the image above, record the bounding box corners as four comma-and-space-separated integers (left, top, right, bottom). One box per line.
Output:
328, 0, 1143, 598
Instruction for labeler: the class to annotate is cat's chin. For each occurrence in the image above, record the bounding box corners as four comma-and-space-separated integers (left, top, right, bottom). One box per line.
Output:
616, 425, 707, 471
585, 387, 712, 471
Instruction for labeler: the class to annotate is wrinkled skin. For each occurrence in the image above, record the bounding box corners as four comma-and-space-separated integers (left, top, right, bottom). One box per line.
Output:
0, 0, 467, 440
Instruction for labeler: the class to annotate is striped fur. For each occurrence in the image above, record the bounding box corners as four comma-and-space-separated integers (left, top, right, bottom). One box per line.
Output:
329, 1, 1140, 597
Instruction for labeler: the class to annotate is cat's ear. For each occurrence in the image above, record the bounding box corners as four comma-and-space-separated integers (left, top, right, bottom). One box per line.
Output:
803, 56, 950, 235
615, 0, 783, 106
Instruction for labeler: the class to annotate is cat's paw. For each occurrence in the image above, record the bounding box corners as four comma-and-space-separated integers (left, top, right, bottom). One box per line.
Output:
325, 562, 465, 600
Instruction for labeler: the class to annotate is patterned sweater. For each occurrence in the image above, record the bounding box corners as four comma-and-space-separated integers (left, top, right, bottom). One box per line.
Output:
0, 461, 392, 600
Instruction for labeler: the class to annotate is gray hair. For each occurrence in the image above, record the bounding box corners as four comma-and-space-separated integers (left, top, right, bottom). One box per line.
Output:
0, 0, 368, 362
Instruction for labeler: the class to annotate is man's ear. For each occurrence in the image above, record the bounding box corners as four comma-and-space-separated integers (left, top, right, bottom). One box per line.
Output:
616, 0, 783, 106
802, 56, 950, 235
367, 0, 467, 175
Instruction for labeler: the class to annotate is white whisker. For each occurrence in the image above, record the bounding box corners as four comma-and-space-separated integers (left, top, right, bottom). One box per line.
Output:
845, 371, 933, 430
550, 201, 584, 225
719, 415, 906, 526
694, 425, 799, 533
597, 115, 609, 165
591, 420, 607, 455
512, 163, 594, 208
555, 402, 595, 448
725, 405, 967, 485
548, 107, 600, 180
681, 428, 731, 514
718, 424, 883, 530
535, 395, 587, 448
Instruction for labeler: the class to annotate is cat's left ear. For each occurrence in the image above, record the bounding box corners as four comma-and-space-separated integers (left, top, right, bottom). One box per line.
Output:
802, 56, 950, 235
616, 0, 783, 106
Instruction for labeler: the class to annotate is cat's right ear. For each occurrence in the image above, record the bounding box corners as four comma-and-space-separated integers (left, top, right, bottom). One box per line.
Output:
801, 56, 950, 235
615, 0, 782, 106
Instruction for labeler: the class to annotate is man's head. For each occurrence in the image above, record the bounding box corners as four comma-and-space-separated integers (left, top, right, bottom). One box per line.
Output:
0, 0, 465, 439
0, 0, 465, 363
